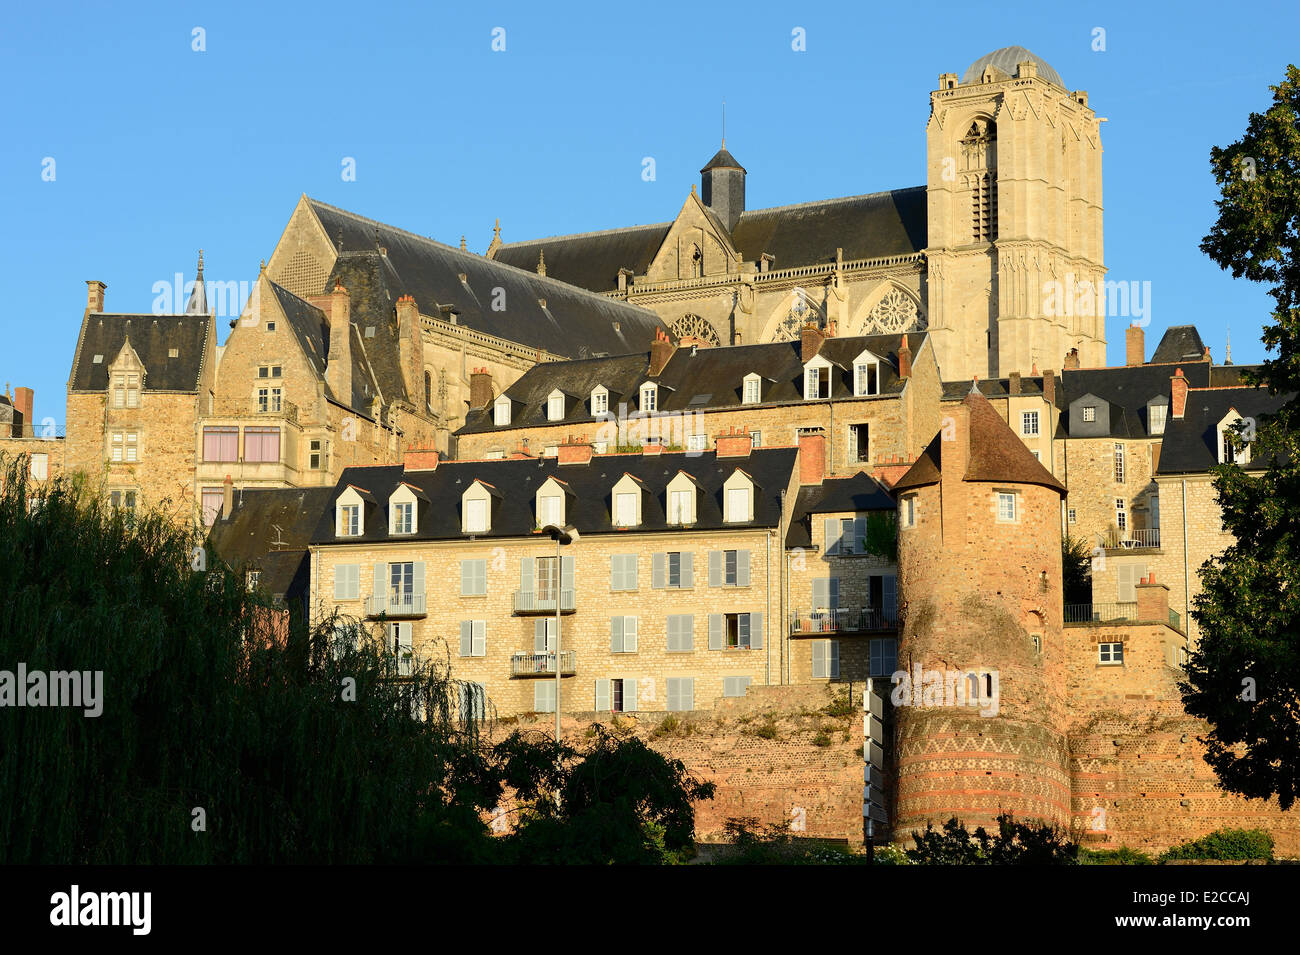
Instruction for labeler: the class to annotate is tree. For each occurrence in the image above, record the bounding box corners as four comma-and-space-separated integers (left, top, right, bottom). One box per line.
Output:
1182, 65, 1300, 809
905, 814, 1078, 865
1062, 534, 1093, 605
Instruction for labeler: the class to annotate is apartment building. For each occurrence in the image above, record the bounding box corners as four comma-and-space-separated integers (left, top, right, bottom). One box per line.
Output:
0, 385, 64, 487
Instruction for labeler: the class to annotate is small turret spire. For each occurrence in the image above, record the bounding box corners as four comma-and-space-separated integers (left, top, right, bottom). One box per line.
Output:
1225, 327, 1232, 365
185, 249, 209, 315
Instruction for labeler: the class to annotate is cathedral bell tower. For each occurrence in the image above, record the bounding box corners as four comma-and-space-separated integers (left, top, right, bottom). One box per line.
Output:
925, 47, 1105, 381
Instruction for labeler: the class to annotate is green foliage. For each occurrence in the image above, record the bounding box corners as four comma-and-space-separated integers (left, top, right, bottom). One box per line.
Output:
1079, 846, 1156, 865
1062, 534, 1093, 605
862, 511, 898, 560
906, 814, 1079, 865
650, 713, 697, 739
755, 718, 779, 740
823, 691, 855, 718
811, 729, 833, 747
713, 818, 869, 865
1160, 828, 1274, 862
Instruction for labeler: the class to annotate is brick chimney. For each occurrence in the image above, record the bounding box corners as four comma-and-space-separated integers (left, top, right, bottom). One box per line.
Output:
222, 474, 234, 519
403, 445, 440, 472
1135, 572, 1170, 623
13, 387, 33, 435
715, 425, 753, 458
801, 323, 826, 363
798, 429, 826, 485
1126, 324, 1145, 366
469, 368, 494, 410
897, 335, 912, 379
508, 439, 534, 459
1203, 345, 1213, 363
1064, 348, 1080, 370
326, 281, 352, 403
641, 442, 664, 456
1008, 371, 1021, 395
649, 328, 675, 377
1171, 368, 1189, 419
395, 295, 422, 407
1042, 369, 1055, 408
558, 434, 594, 466
86, 280, 106, 313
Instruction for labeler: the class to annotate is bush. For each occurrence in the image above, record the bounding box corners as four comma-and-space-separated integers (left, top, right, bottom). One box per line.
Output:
906, 814, 1079, 865
823, 692, 855, 718
1161, 828, 1274, 862
1079, 846, 1156, 865
713, 818, 868, 865
755, 719, 779, 740
811, 729, 833, 747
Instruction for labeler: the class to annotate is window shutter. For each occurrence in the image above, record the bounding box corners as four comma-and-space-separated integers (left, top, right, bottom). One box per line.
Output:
459, 620, 472, 657
737, 550, 750, 587
595, 679, 610, 712
829, 577, 840, 610
824, 518, 840, 555
535, 619, 548, 652
461, 560, 473, 595
854, 517, 867, 554
812, 640, 826, 678
624, 677, 638, 712
812, 578, 828, 609
561, 554, 574, 593
609, 556, 620, 591
883, 575, 897, 617
709, 550, 722, 587
373, 562, 386, 599
472, 621, 486, 657
652, 553, 665, 589
708, 614, 723, 651
520, 557, 533, 595
681, 552, 694, 588
610, 616, 624, 653
750, 612, 764, 650
684, 678, 694, 711
398, 622, 413, 655
334, 566, 346, 600
830, 640, 840, 678
738, 613, 750, 648
626, 616, 638, 653
413, 561, 425, 599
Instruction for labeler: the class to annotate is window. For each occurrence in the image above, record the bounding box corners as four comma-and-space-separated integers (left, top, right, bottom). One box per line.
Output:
997, 492, 1017, 523
614, 491, 638, 527
493, 397, 511, 426
743, 375, 762, 404
591, 388, 608, 415
547, 392, 565, 421
112, 373, 140, 409
596, 678, 638, 713
534, 681, 557, 713
1067, 507, 1077, 524
709, 549, 749, 587
465, 497, 487, 533
108, 489, 138, 514
460, 683, 486, 724
900, 495, 916, 528
535, 556, 559, 603
869, 639, 897, 677
1149, 403, 1167, 435
723, 676, 751, 698
338, 504, 360, 536
543, 446, 559, 458
811, 639, 840, 679
30, 454, 48, 480
640, 384, 657, 412
666, 615, 694, 652
666, 678, 694, 712
334, 564, 360, 600
1031, 635, 1042, 654
1082, 405, 1096, 423
1116, 563, 1147, 603
1114, 443, 1125, 483
593, 441, 608, 454
537, 491, 563, 528
610, 616, 639, 653
687, 433, 707, 452
854, 360, 879, 396
458, 620, 487, 657
669, 489, 694, 524
1022, 411, 1040, 436
1115, 498, 1127, 533
203, 426, 238, 462
534, 617, 558, 653
805, 365, 830, 399
1030, 450, 1041, 461
388, 562, 415, 604
749, 430, 762, 448
725, 612, 753, 649
725, 486, 750, 523
460, 559, 487, 596
610, 554, 638, 591
392, 501, 414, 535
201, 486, 223, 526
244, 427, 281, 463
653, 551, 694, 589
110, 430, 138, 463
309, 439, 326, 470
265, 321, 276, 332
1099, 642, 1123, 666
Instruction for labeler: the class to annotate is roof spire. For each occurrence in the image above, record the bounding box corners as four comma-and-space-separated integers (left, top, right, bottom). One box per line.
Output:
460, 235, 467, 252
722, 98, 726, 149
1225, 327, 1232, 365
185, 249, 209, 315
969, 375, 980, 395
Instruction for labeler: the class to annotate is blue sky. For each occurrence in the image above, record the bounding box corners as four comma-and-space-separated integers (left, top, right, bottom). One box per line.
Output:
2, 0, 1297, 425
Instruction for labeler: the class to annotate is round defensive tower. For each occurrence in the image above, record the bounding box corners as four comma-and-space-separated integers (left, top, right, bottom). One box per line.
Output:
889, 390, 1069, 836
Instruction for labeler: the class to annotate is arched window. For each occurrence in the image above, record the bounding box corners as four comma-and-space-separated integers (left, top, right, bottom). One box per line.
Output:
960, 119, 997, 243
690, 244, 703, 278
424, 371, 432, 411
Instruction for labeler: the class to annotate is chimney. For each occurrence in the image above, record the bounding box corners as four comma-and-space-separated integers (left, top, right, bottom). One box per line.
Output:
641, 442, 664, 456
798, 429, 826, 485
1203, 345, 1213, 363
897, 335, 912, 379
508, 439, 534, 459
1008, 371, 1021, 395
1042, 369, 1055, 408
1171, 368, 1189, 419
222, 474, 234, 519
558, 434, 594, 466
715, 425, 753, 458
1064, 348, 1080, 370
649, 328, 675, 377
1126, 324, 1145, 366
1135, 572, 1170, 623
469, 367, 494, 410
326, 281, 352, 403
396, 295, 422, 405
13, 387, 33, 435
801, 323, 825, 363
86, 280, 106, 313
403, 445, 440, 472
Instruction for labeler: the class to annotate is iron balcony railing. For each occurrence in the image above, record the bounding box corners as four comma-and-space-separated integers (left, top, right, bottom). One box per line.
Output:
511, 651, 576, 677
512, 589, 576, 615
366, 593, 428, 617
1064, 602, 1138, 624
1169, 608, 1183, 632
1115, 528, 1160, 549
788, 608, 898, 635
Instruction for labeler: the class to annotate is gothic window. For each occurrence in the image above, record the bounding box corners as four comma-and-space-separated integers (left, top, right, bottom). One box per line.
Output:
865, 289, 924, 334
771, 288, 825, 341
690, 244, 703, 278
669, 314, 720, 346
960, 119, 998, 243
437, 369, 448, 407
424, 371, 432, 412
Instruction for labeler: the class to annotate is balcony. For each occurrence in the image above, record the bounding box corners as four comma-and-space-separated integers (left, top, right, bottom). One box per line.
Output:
512, 589, 575, 615
789, 608, 898, 636
511, 651, 576, 677
366, 594, 427, 618
1064, 602, 1137, 625
1103, 528, 1160, 550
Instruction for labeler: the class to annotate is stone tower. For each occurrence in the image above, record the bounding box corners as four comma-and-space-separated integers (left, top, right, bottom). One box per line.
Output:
925, 47, 1106, 382
700, 146, 746, 233
890, 389, 1069, 834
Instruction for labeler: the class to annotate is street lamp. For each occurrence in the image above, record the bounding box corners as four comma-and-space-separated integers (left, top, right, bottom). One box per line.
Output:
542, 523, 579, 742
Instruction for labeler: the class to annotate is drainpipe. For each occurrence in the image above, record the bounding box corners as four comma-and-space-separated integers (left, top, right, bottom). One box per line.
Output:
766, 529, 772, 686
1181, 478, 1190, 641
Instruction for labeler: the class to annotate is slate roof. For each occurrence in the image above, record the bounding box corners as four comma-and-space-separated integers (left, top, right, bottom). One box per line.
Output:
786, 471, 896, 548
207, 486, 336, 606
893, 392, 1066, 494
69, 314, 211, 393
962, 46, 1065, 88
1156, 386, 1291, 475
941, 376, 1051, 403
701, 147, 746, 172
1061, 362, 1214, 438
457, 333, 922, 437
1151, 325, 1207, 364
492, 187, 928, 293
269, 281, 329, 377
306, 198, 665, 359
309, 448, 800, 545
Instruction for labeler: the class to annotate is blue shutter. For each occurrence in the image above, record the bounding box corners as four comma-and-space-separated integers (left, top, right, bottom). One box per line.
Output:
824, 518, 840, 555
708, 614, 723, 651
829, 577, 840, 610
750, 612, 764, 650
884, 575, 897, 618
652, 553, 665, 589
737, 550, 750, 587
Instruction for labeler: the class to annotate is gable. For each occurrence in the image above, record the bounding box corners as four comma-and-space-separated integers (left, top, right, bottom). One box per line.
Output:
644, 192, 740, 283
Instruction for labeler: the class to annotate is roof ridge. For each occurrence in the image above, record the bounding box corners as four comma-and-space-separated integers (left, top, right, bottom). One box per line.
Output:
738, 186, 926, 219
495, 220, 674, 248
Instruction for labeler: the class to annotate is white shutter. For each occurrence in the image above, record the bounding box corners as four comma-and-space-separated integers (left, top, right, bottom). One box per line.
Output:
610, 617, 624, 653
824, 518, 840, 555
652, 553, 665, 589
625, 616, 638, 653
459, 621, 472, 657
535, 619, 548, 652
373, 562, 386, 602
684, 678, 694, 711
461, 560, 473, 595
829, 577, 840, 610
737, 550, 750, 587
708, 614, 723, 651
750, 613, 764, 650
471, 621, 486, 657
680, 552, 694, 588
812, 640, 826, 679
624, 677, 638, 712
595, 679, 611, 712
413, 561, 425, 601
709, 550, 722, 587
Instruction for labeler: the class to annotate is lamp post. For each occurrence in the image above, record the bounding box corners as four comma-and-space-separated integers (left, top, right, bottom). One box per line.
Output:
542, 523, 579, 742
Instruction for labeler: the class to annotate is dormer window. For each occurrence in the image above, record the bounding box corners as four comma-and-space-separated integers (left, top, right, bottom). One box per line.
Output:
493, 395, 511, 427
640, 383, 658, 412
722, 469, 755, 523
335, 486, 368, 537
389, 484, 421, 535
1082, 406, 1096, 423
852, 351, 881, 397
666, 472, 699, 525
742, 374, 762, 405
546, 389, 566, 422
591, 386, 609, 416
611, 474, 645, 527
1218, 410, 1251, 465
803, 356, 832, 400
1148, 397, 1169, 436
536, 477, 571, 529
462, 480, 497, 534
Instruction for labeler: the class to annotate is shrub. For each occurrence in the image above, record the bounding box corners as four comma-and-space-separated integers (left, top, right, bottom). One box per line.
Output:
823, 692, 855, 718
811, 729, 833, 747
755, 719, 779, 740
714, 818, 868, 865
1079, 846, 1156, 865
1161, 828, 1274, 862
906, 814, 1079, 865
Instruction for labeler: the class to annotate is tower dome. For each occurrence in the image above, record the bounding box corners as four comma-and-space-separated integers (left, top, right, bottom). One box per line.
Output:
961, 46, 1064, 88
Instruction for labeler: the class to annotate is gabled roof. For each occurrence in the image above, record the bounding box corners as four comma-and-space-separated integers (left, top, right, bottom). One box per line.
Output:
269, 281, 329, 376
306, 198, 664, 359
785, 470, 896, 548
309, 448, 800, 545
1156, 386, 1291, 475
457, 333, 922, 436
69, 314, 211, 393
1061, 362, 1215, 439
206, 486, 336, 604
